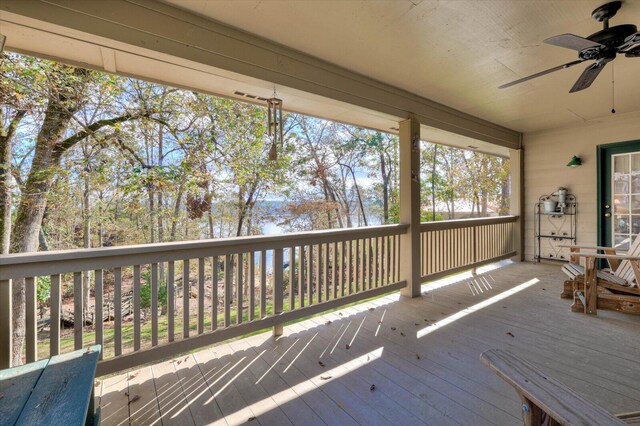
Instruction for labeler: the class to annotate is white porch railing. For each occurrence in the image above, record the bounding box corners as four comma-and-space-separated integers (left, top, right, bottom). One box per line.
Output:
0, 225, 407, 375
420, 216, 519, 281
0, 216, 518, 375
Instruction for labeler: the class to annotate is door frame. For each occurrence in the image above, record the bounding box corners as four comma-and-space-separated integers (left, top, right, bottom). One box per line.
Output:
597, 139, 640, 248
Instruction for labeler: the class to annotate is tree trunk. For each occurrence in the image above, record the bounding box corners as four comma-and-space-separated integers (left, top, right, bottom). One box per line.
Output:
500, 158, 510, 214
431, 145, 438, 220
324, 187, 334, 227
236, 186, 257, 237
82, 166, 91, 320
341, 163, 367, 227
481, 190, 488, 217
98, 191, 104, 247
38, 228, 50, 251
170, 181, 185, 241
157, 127, 165, 281
148, 188, 155, 243
380, 152, 389, 224
0, 110, 27, 254
157, 125, 164, 242
207, 207, 215, 239
9, 66, 147, 364
10, 97, 76, 364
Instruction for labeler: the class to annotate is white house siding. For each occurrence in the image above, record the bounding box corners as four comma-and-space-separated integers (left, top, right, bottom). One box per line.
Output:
523, 110, 640, 261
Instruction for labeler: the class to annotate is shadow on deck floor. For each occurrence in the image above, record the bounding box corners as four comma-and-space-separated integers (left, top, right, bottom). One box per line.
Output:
97, 261, 640, 426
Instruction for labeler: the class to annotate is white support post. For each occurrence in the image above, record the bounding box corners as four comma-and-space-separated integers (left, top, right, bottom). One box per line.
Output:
399, 117, 422, 298
509, 148, 524, 261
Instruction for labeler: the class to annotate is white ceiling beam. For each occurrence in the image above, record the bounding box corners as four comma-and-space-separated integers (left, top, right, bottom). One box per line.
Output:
99, 47, 117, 73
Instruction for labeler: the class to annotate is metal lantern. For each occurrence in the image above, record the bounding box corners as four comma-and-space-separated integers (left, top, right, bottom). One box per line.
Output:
266, 94, 283, 161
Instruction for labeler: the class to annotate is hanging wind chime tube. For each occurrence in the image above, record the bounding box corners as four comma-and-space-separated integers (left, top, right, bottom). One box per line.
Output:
267, 94, 283, 161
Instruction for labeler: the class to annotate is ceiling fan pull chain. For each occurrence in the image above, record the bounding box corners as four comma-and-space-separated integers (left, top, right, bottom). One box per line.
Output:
611, 62, 616, 114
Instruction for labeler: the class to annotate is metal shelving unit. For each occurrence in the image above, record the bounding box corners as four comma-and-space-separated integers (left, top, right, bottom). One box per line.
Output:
535, 192, 577, 262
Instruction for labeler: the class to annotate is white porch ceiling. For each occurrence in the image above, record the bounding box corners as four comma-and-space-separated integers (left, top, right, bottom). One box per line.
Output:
0, 2, 513, 157
162, 0, 640, 133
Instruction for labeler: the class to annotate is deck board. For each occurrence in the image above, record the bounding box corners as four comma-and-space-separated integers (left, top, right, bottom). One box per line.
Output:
227, 338, 326, 426
100, 372, 129, 425
191, 347, 255, 425
266, 323, 423, 426
314, 309, 520, 425
174, 353, 226, 425
237, 334, 359, 426
99, 262, 640, 425
212, 342, 294, 426
152, 357, 195, 425
127, 366, 161, 425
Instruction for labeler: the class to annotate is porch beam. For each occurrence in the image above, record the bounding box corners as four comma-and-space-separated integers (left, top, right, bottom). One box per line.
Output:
399, 117, 421, 298
0, 0, 521, 149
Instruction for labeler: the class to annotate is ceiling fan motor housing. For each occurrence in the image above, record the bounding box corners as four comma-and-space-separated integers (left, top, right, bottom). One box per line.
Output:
582, 24, 638, 60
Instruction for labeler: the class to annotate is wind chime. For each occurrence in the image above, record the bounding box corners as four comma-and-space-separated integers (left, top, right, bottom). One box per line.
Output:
266, 90, 283, 161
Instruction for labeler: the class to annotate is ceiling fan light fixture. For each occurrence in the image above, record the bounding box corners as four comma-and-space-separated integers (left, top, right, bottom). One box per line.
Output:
567, 156, 582, 167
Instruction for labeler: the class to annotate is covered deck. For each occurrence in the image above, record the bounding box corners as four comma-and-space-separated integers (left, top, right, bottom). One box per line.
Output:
97, 262, 640, 425
3, 2, 640, 425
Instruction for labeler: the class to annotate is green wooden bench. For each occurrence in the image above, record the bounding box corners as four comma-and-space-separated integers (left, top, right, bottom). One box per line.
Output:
0, 345, 101, 426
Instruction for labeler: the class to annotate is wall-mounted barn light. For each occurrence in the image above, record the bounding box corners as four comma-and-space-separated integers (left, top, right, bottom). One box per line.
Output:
566, 156, 582, 167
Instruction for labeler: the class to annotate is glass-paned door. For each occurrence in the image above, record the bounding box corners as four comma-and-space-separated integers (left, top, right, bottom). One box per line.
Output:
612, 152, 640, 249
599, 141, 640, 251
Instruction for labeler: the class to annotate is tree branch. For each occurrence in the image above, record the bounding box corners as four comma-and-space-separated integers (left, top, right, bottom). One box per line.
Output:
54, 111, 150, 154
0, 110, 27, 145
111, 136, 151, 168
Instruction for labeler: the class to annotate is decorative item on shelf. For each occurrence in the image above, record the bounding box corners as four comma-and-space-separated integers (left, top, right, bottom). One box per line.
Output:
567, 156, 582, 167
542, 187, 570, 214
266, 88, 283, 161
557, 187, 568, 213
544, 199, 558, 214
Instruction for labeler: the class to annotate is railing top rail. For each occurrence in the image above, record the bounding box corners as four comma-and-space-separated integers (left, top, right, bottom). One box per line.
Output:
419, 215, 518, 231
0, 224, 408, 280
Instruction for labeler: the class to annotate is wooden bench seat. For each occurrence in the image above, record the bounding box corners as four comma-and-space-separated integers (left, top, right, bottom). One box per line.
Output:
481, 349, 637, 425
0, 345, 101, 426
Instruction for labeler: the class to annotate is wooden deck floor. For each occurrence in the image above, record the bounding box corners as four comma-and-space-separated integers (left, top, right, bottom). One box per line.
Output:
96, 261, 640, 426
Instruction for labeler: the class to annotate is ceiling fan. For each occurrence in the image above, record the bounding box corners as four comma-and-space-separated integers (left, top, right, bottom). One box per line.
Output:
499, 1, 640, 93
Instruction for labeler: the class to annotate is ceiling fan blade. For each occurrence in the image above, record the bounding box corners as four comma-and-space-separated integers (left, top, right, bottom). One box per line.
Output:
618, 31, 640, 51
544, 33, 604, 51
569, 62, 605, 93
499, 59, 584, 89
626, 45, 640, 57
